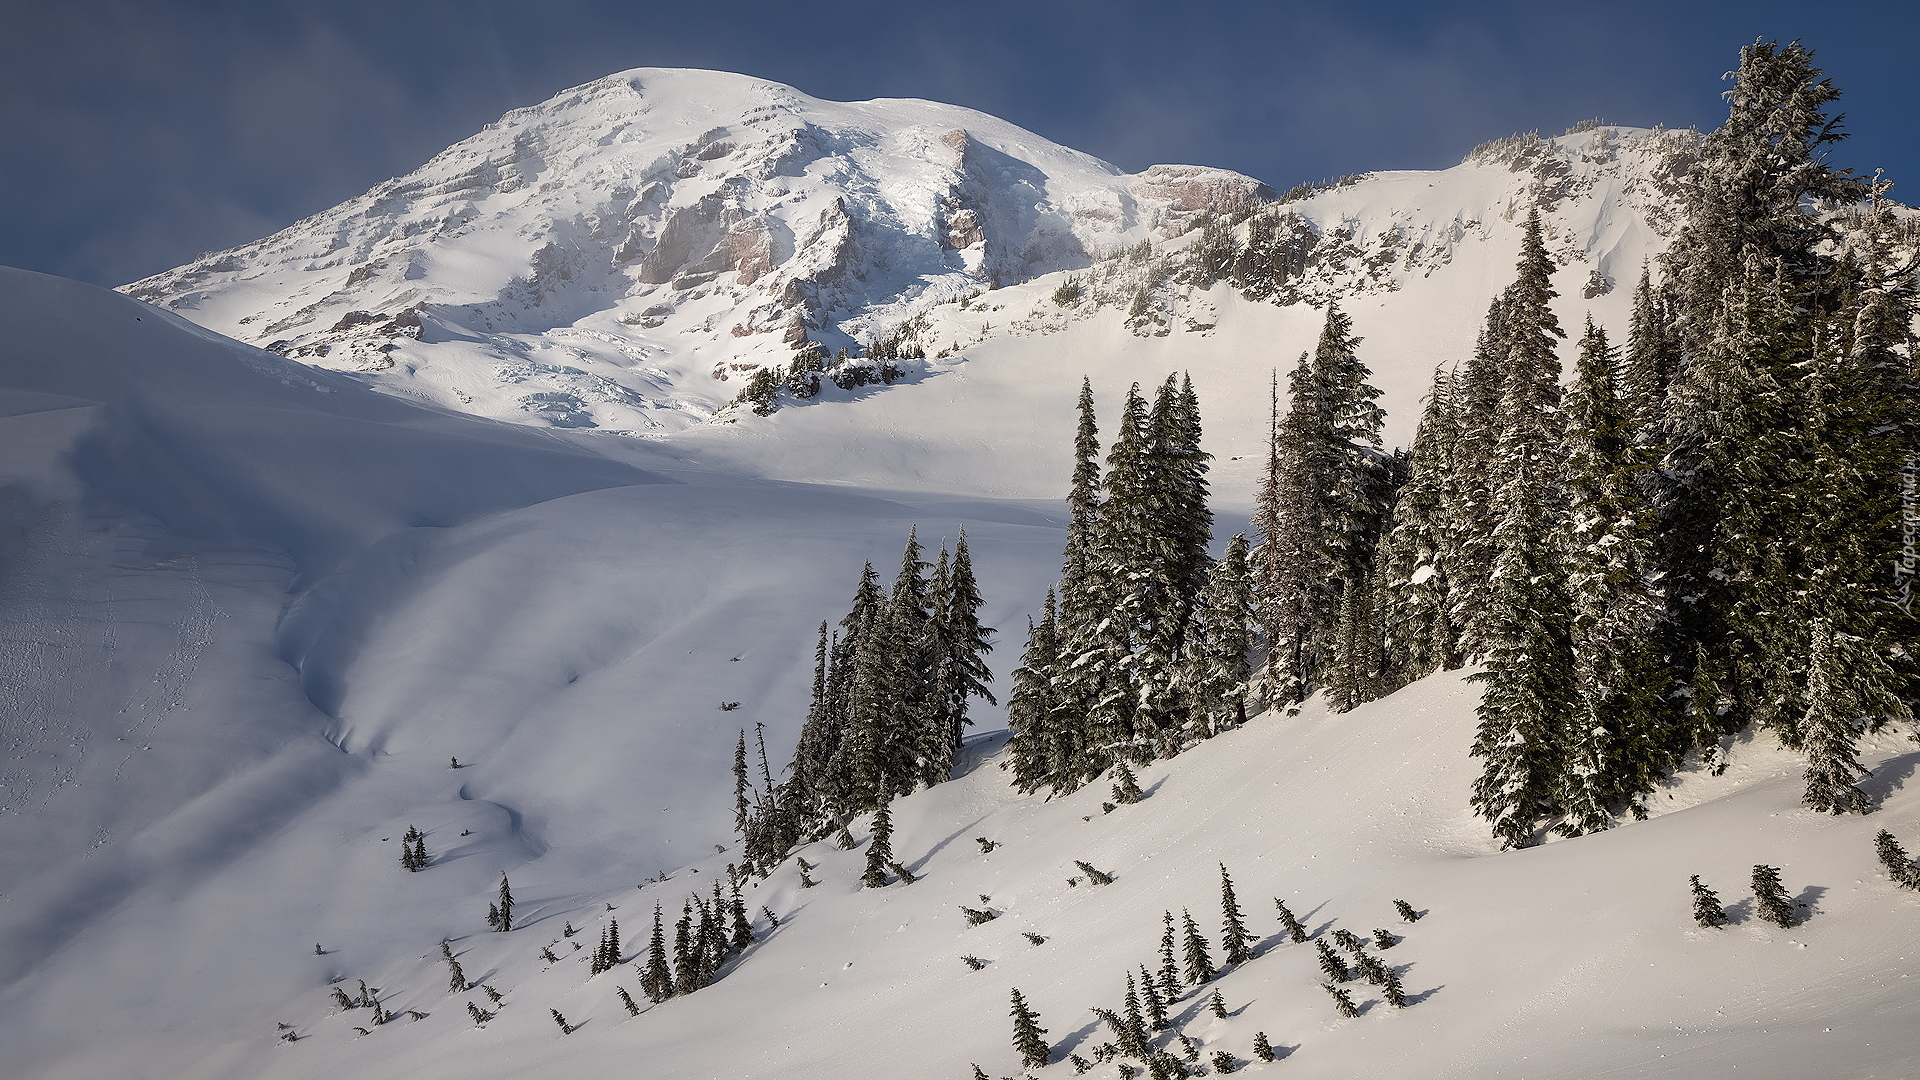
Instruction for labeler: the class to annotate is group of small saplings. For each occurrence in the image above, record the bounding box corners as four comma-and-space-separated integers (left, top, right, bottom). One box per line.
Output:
980, 861, 1430, 1078
1689, 829, 1920, 930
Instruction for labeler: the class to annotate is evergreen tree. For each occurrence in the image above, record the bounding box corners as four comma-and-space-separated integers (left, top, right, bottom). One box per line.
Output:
864, 793, 896, 888
1009, 988, 1051, 1069
1252, 1031, 1276, 1062
1372, 928, 1397, 950
1800, 619, 1876, 814
550, 1008, 573, 1035
1006, 592, 1070, 793
1394, 898, 1421, 923
642, 903, 674, 1003
1382, 967, 1409, 1008
1209, 988, 1229, 1019
1111, 760, 1144, 804
617, 986, 641, 1016
1178, 534, 1255, 735
1274, 898, 1307, 943
732, 730, 752, 838
1558, 317, 1673, 832
1123, 972, 1149, 1046
672, 901, 698, 993
730, 881, 755, 951
1874, 831, 1920, 889
939, 530, 997, 750
493, 875, 514, 932
1158, 910, 1181, 998
1322, 983, 1360, 1018
1689, 875, 1727, 927
1377, 366, 1462, 687
1468, 451, 1576, 848
1751, 864, 1798, 927
1218, 864, 1254, 965
1180, 908, 1215, 984
441, 942, 467, 993
1265, 351, 1328, 703
1138, 966, 1169, 1030
1314, 940, 1349, 982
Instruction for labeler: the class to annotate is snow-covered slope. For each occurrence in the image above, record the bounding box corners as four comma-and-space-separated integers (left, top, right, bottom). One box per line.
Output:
7, 265, 1920, 1080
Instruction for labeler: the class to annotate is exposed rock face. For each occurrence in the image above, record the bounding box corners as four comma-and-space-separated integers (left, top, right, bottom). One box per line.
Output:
1129, 164, 1277, 225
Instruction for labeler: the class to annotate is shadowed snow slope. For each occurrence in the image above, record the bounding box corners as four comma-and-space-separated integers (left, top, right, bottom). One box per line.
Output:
4, 261, 1919, 1080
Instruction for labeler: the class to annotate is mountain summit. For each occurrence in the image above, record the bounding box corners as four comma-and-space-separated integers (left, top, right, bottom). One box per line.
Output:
123, 68, 1272, 431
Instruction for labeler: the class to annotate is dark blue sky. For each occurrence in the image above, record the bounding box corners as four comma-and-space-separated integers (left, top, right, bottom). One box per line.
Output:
4, 0, 1915, 287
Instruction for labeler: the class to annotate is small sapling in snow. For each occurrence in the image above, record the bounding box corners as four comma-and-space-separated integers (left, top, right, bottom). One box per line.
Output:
962, 905, 998, 926
314, 943, 324, 955
442, 941, 467, 992
976, 837, 999, 853
1382, 967, 1409, 1008
1394, 898, 1421, 923
962, 954, 988, 970
617, 987, 641, 1016
1751, 865, 1798, 927
450, 756, 460, 768
1689, 875, 1727, 927
1009, 988, 1051, 1069
1314, 940, 1350, 982
1022, 932, 1046, 946
1355, 952, 1389, 986
1372, 928, 1398, 949
760, 905, 779, 928
1102, 802, 1116, 814
1252, 1030, 1276, 1062
1069, 1053, 1093, 1074
550, 1008, 573, 1034
467, 1002, 492, 1025
482, 984, 504, 1006
332, 987, 354, 1011
1332, 928, 1366, 954
1274, 898, 1308, 943
1209, 988, 1229, 1018
540, 946, 560, 963
1111, 760, 1144, 804
1323, 982, 1360, 1018
972, 1065, 990, 1080
1874, 830, 1920, 889
1075, 860, 1114, 886
1211, 1050, 1238, 1073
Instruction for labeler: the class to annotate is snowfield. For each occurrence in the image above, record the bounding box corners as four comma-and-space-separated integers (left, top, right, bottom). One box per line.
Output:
1, 68, 1917, 1080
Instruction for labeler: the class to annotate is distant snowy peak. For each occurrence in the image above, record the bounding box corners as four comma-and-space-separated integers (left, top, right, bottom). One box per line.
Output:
122, 70, 1694, 435
122, 68, 1270, 430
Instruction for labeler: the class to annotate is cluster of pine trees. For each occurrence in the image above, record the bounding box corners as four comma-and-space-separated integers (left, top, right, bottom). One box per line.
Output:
1008, 43, 1917, 846
1004, 374, 1256, 794
637, 875, 757, 1003
1309, 41, 1917, 846
734, 529, 995, 871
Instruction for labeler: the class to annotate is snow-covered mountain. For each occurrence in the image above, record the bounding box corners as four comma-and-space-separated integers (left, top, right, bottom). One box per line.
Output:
121, 70, 1690, 445
121, 68, 1272, 433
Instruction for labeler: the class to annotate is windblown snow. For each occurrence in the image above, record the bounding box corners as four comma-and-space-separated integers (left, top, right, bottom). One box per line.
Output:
1, 69, 1914, 1080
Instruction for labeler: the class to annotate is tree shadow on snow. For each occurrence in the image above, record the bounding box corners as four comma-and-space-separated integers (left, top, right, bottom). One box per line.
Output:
1407, 984, 1444, 1006
1053, 1015, 1106, 1057
1859, 750, 1920, 804
1795, 884, 1828, 920
1722, 896, 1755, 925
906, 814, 993, 875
